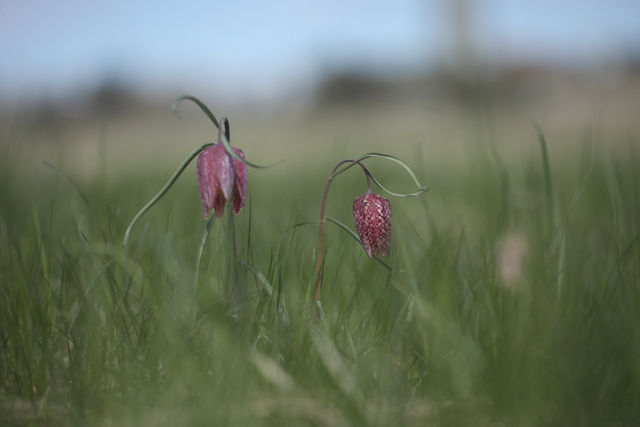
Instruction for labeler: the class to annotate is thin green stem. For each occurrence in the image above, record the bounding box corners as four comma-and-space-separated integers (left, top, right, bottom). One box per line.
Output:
324, 217, 401, 272
194, 215, 217, 295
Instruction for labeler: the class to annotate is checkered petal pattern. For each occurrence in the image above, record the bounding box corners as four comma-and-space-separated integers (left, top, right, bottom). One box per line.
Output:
230, 147, 247, 216
353, 193, 392, 259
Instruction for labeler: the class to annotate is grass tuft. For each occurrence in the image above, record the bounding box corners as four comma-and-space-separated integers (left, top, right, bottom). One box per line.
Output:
1, 114, 639, 426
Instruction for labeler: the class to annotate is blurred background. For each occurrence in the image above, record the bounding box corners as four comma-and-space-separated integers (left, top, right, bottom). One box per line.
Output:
2, 0, 640, 102
2, 2, 640, 424
2, 0, 640, 240
2, 0, 639, 171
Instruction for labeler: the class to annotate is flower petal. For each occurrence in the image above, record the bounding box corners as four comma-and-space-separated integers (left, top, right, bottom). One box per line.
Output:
353, 193, 392, 259
213, 143, 235, 201
197, 147, 219, 219
377, 196, 392, 257
231, 147, 247, 216
212, 188, 227, 219
196, 143, 235, 219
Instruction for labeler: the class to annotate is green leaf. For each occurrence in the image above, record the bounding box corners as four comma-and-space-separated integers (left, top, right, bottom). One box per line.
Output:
368, 172, 429, 198
334, 153, 429, 197
324, 217, 402, 272
171, 95, 220, 128
122, 143, 213, 246
532, 120, 554, 237
172, 95, 281, 169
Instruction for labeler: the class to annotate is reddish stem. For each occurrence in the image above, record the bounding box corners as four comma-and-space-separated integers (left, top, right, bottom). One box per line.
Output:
315, 159, 371, 309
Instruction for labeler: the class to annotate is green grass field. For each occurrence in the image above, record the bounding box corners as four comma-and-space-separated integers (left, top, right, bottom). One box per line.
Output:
1, 102, 639, 426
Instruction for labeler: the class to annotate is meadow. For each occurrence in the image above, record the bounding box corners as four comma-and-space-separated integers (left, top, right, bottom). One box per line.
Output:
1, 94, 639, 426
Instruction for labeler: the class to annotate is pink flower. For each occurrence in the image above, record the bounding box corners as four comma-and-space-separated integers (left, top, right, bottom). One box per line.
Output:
197, 143, 247, 220
353, 192, 392, 259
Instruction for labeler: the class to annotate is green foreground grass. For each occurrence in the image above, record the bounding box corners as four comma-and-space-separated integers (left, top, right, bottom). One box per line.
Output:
1, 112, 639, 426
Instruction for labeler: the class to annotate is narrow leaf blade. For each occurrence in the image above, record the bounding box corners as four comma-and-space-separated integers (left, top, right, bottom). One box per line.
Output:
172, 95, 220, 128
240, 260, 291, 327
122, 143, 212, 246
324, 217, 402, 272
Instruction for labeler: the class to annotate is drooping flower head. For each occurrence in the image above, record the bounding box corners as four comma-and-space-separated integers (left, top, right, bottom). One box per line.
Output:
196, 118, 247, 219
353, 192, 392, 259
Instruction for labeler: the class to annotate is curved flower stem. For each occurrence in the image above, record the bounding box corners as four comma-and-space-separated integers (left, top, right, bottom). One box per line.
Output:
219, 116, 231, 143
315, 159, 371, 321
335, 153, 430, 197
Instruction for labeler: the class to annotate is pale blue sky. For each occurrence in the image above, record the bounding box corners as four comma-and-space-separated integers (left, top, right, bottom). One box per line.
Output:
1, 0, 639, 102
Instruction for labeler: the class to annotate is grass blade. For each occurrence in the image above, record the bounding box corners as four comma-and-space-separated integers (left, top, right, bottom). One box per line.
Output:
194, 214, 217, 294
315, 300, 330, 332
533, 120, 554, 236
272, 221, 318, 281
240, 260, 291, 327
40, 160, 90, 206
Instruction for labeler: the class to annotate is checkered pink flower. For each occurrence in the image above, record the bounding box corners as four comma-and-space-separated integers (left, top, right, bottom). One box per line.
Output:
197, 143, 247, 220
353, 192, 392, 259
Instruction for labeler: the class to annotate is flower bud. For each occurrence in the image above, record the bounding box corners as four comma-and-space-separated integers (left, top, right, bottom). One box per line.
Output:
353, 192, 392, 259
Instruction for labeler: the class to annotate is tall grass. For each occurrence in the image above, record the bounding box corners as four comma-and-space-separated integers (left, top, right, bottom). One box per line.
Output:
1, 113, 639, 426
